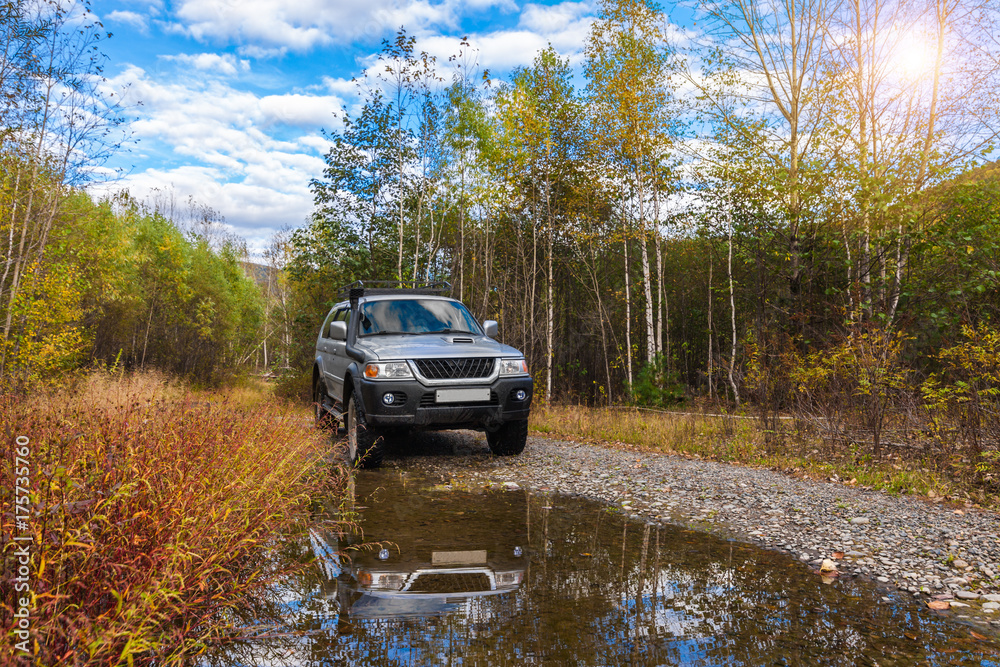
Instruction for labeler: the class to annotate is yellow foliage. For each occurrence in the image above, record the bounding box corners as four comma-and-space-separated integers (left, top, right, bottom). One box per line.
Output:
922, 324, 1000, 455
1, 260, 87, 380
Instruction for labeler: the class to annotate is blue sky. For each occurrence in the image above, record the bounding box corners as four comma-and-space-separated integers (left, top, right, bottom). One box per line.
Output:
91, 0, 612, 251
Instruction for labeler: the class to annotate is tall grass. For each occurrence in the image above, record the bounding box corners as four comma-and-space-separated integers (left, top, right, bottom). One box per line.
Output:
531, 404, 763, 462
530, 405, 994, 508
1, 372, 345, 665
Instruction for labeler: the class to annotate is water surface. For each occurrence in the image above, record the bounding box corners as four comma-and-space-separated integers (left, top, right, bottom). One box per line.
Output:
206, 470, 1000, 666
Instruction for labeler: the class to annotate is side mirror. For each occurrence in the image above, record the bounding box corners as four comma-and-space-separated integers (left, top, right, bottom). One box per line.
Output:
483, 320, 498, 338
330, 321, 347, 341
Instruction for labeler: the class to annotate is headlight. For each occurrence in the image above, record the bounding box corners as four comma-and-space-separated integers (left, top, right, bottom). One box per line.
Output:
499, 358, 529, 376
364, 361, 413, 379
357, 569, 405, 590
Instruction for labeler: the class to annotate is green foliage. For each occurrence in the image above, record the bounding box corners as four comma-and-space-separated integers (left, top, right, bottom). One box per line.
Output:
81, 197, 265, 382
908, 176, 1000, 334
310, 93, 405, 278
0, 184, 266, 384
630, 353, 685, 407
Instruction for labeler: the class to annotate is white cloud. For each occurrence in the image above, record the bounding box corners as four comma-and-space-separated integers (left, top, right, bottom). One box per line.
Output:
163, 52, 250, 76
166, 0, 526, 55
259, 94, 341, 129
169, 0, 396, 51
108, 10, 150, 33
95, 165, 314, 248
95, 65, 343, 246
415, 4, 596, 72
518, 1, 592, 33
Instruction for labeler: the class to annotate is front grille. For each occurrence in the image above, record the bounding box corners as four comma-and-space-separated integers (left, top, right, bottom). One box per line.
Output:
420, 391, 499, 407
408, 572, 491, 594
414, 357, 496, 379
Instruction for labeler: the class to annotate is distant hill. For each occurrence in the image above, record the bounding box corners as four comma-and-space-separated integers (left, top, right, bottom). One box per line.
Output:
240, 261, 279, 289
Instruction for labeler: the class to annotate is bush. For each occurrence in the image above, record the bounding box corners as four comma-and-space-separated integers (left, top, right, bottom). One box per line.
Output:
630, 354, 685, 408
789, 325, 910, 457
274, 369, 313, 403
923, 324, 1000, 490
0, 372, 345, 665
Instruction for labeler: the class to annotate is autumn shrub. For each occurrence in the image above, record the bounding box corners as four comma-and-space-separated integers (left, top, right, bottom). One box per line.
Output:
789, 325, 911, 457
531, 404, 761, 461
922, 324, 1000, 491
274, 368, 313, 403
0, 372, 346, 666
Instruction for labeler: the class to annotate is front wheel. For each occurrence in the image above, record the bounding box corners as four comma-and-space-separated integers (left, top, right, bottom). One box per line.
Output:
346, 395, 384, 468
487, 419, 528, 456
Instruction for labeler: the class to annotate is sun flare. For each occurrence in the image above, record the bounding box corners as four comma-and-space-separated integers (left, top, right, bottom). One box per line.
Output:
890, 31, 935, 79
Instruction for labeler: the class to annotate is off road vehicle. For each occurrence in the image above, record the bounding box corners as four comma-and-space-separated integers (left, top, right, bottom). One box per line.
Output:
313, 281, 533, 467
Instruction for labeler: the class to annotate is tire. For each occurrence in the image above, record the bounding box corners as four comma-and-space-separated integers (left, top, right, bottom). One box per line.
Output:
487, 419, 528, 456
314, 377, 335, 430
346, 394, 384, 468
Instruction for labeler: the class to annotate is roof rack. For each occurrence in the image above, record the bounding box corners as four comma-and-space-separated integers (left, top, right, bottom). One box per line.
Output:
338, 280, 452, 308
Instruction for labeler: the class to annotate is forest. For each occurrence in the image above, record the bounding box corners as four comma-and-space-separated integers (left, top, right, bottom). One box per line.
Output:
281, 0, 1000, 461
2, 0, 1000, 459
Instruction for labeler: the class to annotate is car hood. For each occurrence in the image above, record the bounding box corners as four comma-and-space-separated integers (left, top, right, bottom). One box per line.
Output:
358, 334, 522, 360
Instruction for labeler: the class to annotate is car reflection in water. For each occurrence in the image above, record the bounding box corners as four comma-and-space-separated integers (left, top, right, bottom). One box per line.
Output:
312, 471, 528, 627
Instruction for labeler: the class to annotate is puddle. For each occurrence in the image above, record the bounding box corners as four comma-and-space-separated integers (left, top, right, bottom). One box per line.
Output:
204, 471, 1000, 666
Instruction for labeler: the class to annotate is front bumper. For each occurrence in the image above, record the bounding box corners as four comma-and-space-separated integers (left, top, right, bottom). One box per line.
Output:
358, 376, 533, 429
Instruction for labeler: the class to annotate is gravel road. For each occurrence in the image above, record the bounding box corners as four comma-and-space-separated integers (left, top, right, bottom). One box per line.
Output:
383, 430, 1000, 630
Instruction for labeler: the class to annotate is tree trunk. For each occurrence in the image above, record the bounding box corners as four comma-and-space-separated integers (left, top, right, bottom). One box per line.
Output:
624, 232, 633, 388
546, 208, 554, 403
655, 191, 664, 357
727, 201, 739, 405
707, 252, 714, 399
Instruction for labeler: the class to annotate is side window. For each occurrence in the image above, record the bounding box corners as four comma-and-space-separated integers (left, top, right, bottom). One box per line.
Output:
320, 308, 338, 339
336, 308, 351, 327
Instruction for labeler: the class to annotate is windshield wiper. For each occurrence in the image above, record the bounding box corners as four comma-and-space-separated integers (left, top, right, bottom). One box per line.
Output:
361, 330, 416, 336
425, 328, 477, 335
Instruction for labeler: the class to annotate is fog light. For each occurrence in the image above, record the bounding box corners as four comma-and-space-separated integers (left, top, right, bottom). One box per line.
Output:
382, 393, 395, 405
513, 389, 527, 401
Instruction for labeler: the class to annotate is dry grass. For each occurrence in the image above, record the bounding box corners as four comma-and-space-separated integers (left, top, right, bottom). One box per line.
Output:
530, 404, 765, 461
1, 371, 347, 666
530, 404, 997, 510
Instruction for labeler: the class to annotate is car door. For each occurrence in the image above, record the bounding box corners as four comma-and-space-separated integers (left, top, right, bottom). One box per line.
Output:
316, 307, 338, 396
328, 307, 351, 408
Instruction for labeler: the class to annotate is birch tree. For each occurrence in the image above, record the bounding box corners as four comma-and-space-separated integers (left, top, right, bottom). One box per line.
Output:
0, 0, 125, 378
698, 0, 837, 302
586, 0, 676, 382
496, 47, 586, 402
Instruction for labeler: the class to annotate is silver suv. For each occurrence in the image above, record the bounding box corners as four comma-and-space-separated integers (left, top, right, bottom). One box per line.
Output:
313, 282, 533, 467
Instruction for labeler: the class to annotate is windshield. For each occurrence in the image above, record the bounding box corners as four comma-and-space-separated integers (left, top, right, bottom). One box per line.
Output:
357, 299, 482, 336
